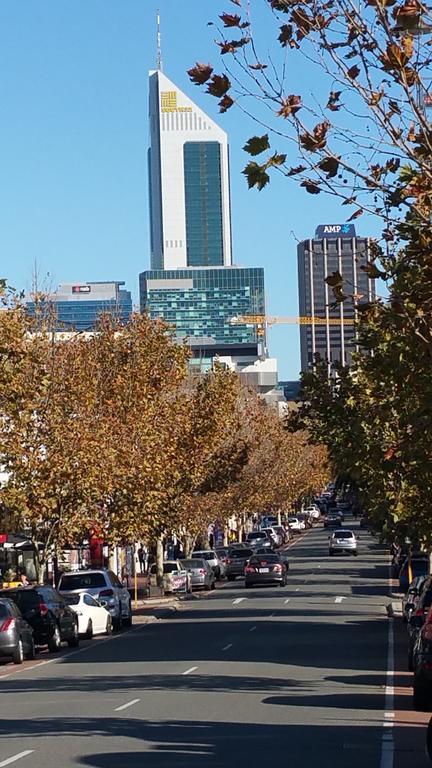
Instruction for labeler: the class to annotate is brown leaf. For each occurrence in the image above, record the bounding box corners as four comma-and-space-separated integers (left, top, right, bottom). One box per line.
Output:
249, 62, 268, 70
219, 12, 249, 28
278, 24, 294, 46
318, 156, 340, 178
301, 180, 321, 194
325, 270, 343, 287
206, 74, 231, 98
326, 90, 342, 111
299, 121, 330, 152
286, 164, 307, 176
290, 8, 313, 39
347, 64, 360, 79
187, 62, 214, 86
219, 94, 234, 112
277, 94, 302, 117
347, 208, 363, 221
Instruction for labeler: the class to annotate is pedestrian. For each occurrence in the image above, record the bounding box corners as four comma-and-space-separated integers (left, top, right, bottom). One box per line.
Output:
137, 545, 145, 574
19, 572, 29, 587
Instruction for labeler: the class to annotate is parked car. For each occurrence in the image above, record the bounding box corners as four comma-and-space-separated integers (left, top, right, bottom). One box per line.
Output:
181, 558, 216, 591
407, 576, 432, 671
411, 610, 432, 710
399, 554, 429, 592
245, 531, 273, 549
328, 529, 358, 556
288, 517, 302, 534
323, 513, 343, 528
148, 561, 192, 594
215, 548, 230, 577
274, 524, 290, 544
0, 597, 35, 664
58, 569, 132, 630
191, 550, 222, 578
402, 575, 427, 623
225, 548, 254, 581
244, 553, 287, 588
63, 592, 112, 637
303, 507, 321, 520
297, 514, 313, 530
260, 527, 281, 546
0, 586, 79, 652
359, 516, 370, 529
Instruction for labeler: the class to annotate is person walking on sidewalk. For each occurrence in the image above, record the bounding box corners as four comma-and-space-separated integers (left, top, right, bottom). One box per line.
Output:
137, 545, 145, 574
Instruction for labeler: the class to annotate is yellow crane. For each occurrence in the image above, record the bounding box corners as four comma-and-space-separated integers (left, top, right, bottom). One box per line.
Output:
230, 314, 355, 327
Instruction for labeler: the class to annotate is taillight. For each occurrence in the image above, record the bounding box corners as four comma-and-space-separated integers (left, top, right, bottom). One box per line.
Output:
244, 566, 255, 573
274, 564, 282, 572
0, 617, 15, 632
423, 662, 432, 670
39, 602, 49, 616
99, 588, 114, 598
199, 569, 206, 575
226, 558, 232, 565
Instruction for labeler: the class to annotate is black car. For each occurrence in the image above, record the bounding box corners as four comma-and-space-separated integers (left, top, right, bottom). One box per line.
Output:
244, 554, 287, 588
411, 611, 432, 710
0, 586, 79, 652
323, 513, 343, 528
0, 598, 35, 664
225, 548, 254, 581
407, 576, 432, 671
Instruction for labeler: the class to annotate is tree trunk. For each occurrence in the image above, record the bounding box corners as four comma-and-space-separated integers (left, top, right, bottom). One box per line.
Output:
156, 536, 164, 596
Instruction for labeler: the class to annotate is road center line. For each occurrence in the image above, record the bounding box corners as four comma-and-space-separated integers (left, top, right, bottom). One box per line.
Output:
182, 666, 198, 675
233, 597, 246, 605
284, 598, 290, 604
380, 609, 394, 768
222, 643, 233, 651
114, 698, 140, 712
295, 588, 300, 592
249, 626, 257, 632
0, 752, 34, 767
335, 596, 346, 603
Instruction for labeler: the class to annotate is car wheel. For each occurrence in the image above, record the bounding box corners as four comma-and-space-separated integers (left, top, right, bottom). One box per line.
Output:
227, 576, 235, 582
353, 551, 358, 557
211, 581, 216, 590
12, 638, 24, 665
48, 626, 61, 653
113, 613, 123, 631
26, 638, 36, 660
413, 677, 431, 711
245, 583, 252, 588
85, 620, 93, 640
122, 604, 133, 628
105, 616, 113, 635
329, 551, 334, 556
68, 622, 80, 648
204, 583, 211, 591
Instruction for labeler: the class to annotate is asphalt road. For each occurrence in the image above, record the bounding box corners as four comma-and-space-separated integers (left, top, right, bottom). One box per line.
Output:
0, 521, 428, 768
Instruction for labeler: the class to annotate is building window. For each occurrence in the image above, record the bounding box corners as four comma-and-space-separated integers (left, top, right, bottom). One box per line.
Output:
183, 142, 224, 267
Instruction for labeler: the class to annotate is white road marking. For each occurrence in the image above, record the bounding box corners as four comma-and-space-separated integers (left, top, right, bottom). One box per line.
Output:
249, 626, 257, 632
115, 698, 140, 712
295, 588, 300, 592
380, 602, 394, 768
233, 597, 246, 605
0, 752, 34, 767
182, 666, 198, 675
284, 599, 290, 604
222, 643, 233, 651
335, 596, 346, 603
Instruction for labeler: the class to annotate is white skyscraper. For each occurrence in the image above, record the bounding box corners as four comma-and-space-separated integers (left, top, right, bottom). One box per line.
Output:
148, 69, 232, 270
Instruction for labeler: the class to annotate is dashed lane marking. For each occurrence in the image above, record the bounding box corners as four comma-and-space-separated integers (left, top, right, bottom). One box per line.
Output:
233, 597, 246, 605
0, 752, 34, 767
222, 643, 233, 651
182, 666, 198, 675
284, 599, 291, 604
335, 596, 346, 603
115, 698, 140, 712
249, 626, 257, 632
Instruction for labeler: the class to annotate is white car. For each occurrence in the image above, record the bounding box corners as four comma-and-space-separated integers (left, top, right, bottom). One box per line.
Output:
148, 561, 192, 593
260, 527, 281, 546
303, 507, 321, 520
288, 516, 303, 533
63, 592, 112, 637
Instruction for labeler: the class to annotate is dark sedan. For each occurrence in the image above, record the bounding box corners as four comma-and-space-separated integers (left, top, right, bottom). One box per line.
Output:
0, 585, 79, 651
244, 554, 287, 588
0, 598, 35, 664
225, 548, 254, 581
323, 513, 343, 528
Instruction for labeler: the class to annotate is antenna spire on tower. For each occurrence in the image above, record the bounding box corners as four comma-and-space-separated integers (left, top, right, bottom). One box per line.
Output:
156, 10, 162, 71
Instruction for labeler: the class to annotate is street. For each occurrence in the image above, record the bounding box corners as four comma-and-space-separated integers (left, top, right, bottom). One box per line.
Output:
0, 523, 428, 768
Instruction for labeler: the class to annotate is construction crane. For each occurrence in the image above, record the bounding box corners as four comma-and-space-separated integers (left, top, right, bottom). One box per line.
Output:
230, 314, 355, 327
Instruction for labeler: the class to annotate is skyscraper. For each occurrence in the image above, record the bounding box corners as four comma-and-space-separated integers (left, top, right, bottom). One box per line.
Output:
148, 69, 232, 270
26, 281, 132, 332
297, 224, 376, 372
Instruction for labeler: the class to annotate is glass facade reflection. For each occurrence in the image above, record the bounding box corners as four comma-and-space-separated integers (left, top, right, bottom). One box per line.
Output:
184, 142, 223, 267
139, 267, 265, 345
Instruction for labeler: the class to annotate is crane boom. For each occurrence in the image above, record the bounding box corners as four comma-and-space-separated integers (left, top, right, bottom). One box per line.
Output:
230, 315, 355, 326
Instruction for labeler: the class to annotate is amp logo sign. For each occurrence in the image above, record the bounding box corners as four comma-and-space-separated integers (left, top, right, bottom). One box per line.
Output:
315, 223, 356, 238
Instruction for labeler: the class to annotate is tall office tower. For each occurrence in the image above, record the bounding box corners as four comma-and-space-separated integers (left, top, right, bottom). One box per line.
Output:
26, 281, 132, 332
148, 68, 232, 270
297, 224, 376, 372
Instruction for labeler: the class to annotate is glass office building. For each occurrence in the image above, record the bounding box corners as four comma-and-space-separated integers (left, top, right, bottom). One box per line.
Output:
297, 224, 376, 372
139, 267, 264, 346
27, 281, 132, 332
148, 69, 232, 270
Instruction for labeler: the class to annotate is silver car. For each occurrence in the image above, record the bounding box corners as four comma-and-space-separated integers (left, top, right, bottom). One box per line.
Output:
181, 558, 216, 591
329, 529, 358, 556
191, 550, 221, 578
58, 569, 132, 629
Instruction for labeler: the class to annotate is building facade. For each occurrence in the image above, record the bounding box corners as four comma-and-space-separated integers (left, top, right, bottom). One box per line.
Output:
297, 224, 376, 372
139, 267, 264, 348
148, 69, 232, 270
27, 281, 132, 332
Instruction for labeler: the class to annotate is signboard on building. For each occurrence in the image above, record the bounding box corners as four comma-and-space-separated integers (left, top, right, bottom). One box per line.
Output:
72, 285, 91, 294
315, 224, 357, 238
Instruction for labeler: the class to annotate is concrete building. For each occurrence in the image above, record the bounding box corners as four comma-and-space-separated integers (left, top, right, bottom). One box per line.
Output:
27, 281, 132, 332
297, 224, 376, 372
148, 69, 232, 270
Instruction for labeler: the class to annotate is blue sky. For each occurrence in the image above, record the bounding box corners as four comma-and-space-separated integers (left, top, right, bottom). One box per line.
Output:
0, 0, 379, 379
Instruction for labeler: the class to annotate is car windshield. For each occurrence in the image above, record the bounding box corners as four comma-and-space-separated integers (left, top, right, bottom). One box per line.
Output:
288, 517, 298, 522
0, 590, 39, 611
0, 603, 10, 618
59, 573, 107, 589
230, 549, 253, 559
192, 552, 215, 560
334, 531, 354, 538
64, 594, 81, 606
248, 532, 266, 539
163, 563, 180, 574
181, 560, 203, 569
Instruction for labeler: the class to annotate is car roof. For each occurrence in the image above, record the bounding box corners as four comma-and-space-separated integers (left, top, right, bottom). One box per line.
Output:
332, 529, 354, 534
60, 569, 108, 575
191, 550, 216, 556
